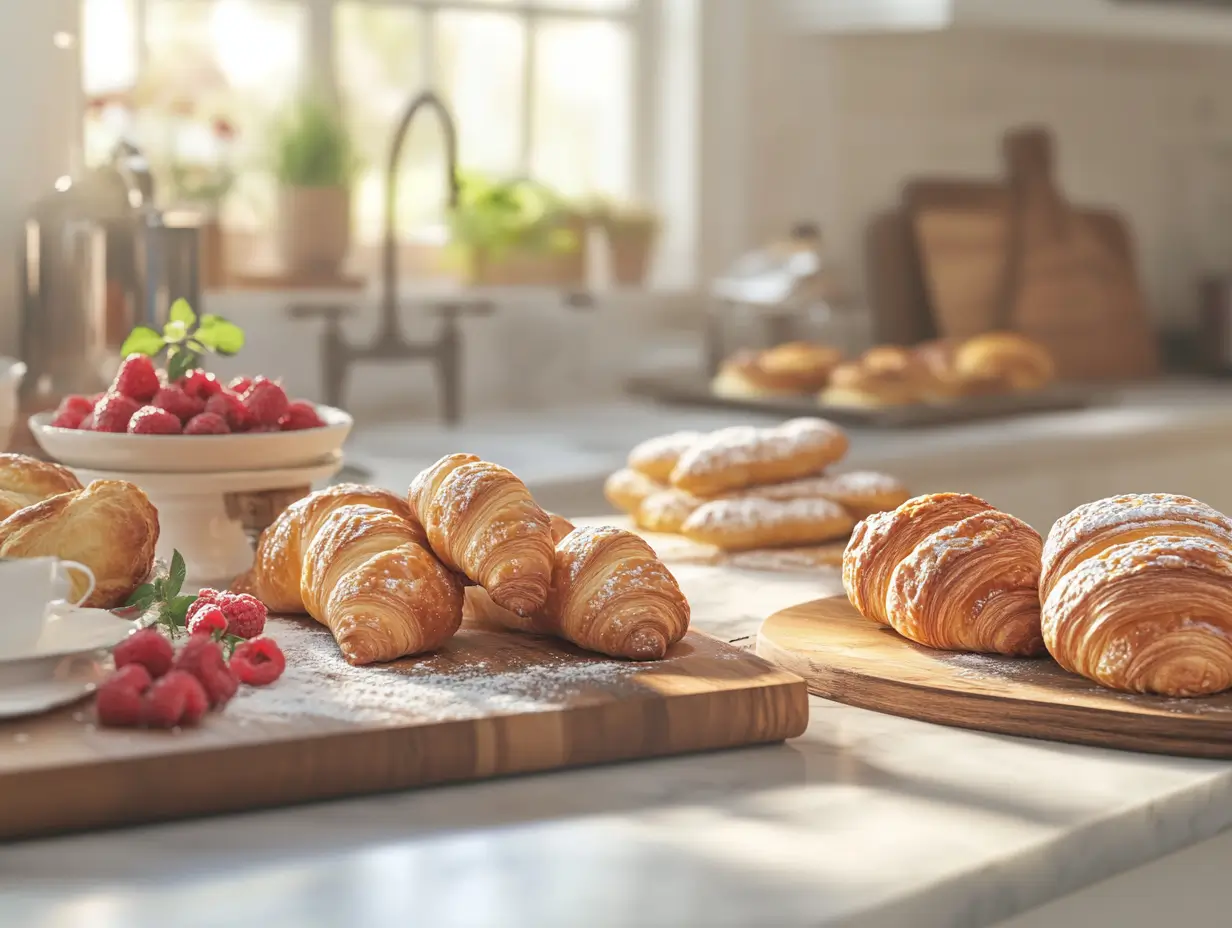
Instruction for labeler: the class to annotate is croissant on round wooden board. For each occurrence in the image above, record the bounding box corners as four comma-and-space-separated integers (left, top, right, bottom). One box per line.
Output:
843, 492, 1045, 656
1041, 494, 1232, 697
0, 479, 159, 609
409, 453, 555, 617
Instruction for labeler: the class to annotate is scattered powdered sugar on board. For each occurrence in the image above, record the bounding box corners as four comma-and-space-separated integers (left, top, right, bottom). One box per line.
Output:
230, 618, 642, 726
937, 651, 1048, 681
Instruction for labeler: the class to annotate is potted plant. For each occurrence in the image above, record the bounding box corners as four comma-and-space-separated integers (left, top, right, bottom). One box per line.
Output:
597, 200, 660, 287
272, 97, 358, 279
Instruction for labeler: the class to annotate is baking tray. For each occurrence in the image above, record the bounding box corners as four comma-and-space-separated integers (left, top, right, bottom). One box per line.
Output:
625, 374, 1100, 428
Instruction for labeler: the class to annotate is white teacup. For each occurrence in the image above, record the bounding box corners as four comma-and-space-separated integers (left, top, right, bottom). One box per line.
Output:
0, 557, 96, 658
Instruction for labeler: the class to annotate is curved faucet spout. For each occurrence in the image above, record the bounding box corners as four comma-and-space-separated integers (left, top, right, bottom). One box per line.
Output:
382, 90, 460, 338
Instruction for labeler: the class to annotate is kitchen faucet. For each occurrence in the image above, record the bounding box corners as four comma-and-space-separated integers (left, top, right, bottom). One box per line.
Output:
295, 90, 490, 425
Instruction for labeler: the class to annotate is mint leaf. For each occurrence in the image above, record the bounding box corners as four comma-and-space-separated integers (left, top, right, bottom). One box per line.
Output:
166, 347, 195, 381
169, 593, 196, 628
168, 550, 187, 599
169, 298, 197, 327
196, 315, 245, 355
124, 582, 157, 609
120, 327, 164, 358
163, 320, 188, 343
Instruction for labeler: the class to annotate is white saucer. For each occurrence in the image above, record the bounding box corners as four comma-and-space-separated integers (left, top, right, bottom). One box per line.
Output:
0, 607, 138, 665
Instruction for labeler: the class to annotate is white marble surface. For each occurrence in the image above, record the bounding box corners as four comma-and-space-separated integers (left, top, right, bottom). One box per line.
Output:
4, 559, 1232, 928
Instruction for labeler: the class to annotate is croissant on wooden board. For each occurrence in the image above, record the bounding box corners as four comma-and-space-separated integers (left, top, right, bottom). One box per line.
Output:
0, 479, 159, 609
465, 525, 691, 660
1041, 494, 1232, 696
409, 453, 555, 617
843, 492, 1044, 656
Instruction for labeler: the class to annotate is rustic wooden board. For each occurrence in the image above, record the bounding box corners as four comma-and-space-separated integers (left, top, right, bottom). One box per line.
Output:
0, 616, 808, 841
757, 596, 1232, 759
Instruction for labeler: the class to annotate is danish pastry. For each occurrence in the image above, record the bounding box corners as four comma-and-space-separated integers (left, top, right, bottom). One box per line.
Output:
954, 331, 1054, 393
680, 496, 854, 552
627, 431, 703, 483
712, 342, 843, 397
819, 347, 940, 408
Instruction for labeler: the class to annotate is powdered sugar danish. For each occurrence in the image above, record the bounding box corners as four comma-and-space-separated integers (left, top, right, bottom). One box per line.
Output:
680, 496, 854, 552
627, 431, 704, 483
741, 470, 909, 518
669, 418, 848, 497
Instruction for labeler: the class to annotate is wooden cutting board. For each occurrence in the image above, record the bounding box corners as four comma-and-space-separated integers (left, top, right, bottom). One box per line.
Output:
0, 615, 808, 841
756, 596, 1232, 759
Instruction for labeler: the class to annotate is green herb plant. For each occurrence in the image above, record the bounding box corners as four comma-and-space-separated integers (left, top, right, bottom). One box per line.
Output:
447, 171, 578, 263
273, 96, 358, 189
125, 550, 246, 656
119, 299, 245, 381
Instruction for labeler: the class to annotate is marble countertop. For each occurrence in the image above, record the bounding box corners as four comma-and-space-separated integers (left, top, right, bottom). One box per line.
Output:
4, 554, 1232, 928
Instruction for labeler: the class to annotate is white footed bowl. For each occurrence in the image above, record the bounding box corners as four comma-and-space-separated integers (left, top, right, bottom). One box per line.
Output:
29, 404, 352, 473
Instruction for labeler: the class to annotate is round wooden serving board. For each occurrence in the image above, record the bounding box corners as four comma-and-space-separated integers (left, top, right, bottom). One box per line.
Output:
757, 596, 1232, 758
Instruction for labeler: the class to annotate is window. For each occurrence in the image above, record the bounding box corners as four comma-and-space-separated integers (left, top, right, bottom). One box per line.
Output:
81, 0, 645, 246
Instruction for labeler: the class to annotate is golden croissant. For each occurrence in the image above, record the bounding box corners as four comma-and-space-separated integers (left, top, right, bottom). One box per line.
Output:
0, 453, 83, 520
300, 503, 463, 665
409, 453, 554, 616
0, 479, 159, 609
1041, 495, 1232, 696
843, 492, 1044, 656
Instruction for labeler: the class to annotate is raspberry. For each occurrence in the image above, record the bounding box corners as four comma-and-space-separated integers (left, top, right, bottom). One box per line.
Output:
78, 413, 95, 431
183, 588, 221, 627
229, 376, 252, 394
94, 663, 153, 727
204, 390, 253, 431
183, 412, 231, 435
128, 405, 183, 435
92, 392, 143, 433
152, 384, 206, 423
140, 670, 209, 728
278, 400, 325, 431
113, 627, 174, 678
173, 636, 238, 707
241, 377, 289, 427
215, 592, 266, 639
188, 604, 228, 637
50, 394, 94, 429
179, 369, 223, 401
230, 637, 285, 686
113, 354, 161, 402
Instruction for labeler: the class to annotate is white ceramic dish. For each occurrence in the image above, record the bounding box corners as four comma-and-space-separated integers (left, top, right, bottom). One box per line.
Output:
29, 403, 352, 473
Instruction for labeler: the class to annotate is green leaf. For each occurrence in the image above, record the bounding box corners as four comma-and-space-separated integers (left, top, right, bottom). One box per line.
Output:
168, 550, 187, 599
169, 298, 197, 327
124, 582, 157, 609
163, 320, 188, 343
169, 594, 197, 628
120, 326, 165, 358
166, 347, 196, 382
195, 315, 245, 355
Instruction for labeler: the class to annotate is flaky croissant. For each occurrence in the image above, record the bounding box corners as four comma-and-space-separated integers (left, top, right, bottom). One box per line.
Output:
409, 453, 555, 616
236, 483, 413, 613
0, 453, 83, 520
1041, 495, 1232, 696
301, 503, 463, 664
843, 493, 1044, 655
0, 479, 159, 609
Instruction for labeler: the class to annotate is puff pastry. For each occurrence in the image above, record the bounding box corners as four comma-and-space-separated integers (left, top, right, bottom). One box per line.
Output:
954, 331, 1054, 393
843, 492, 1045, 655
548, 512, 576, 543
0, 479, 159, 609
301, 503, 464, 664
237, 483, 413, 614
604, 467, 665, 515
409, 453, 555, 616
712, 342, 843, 397
819, 347, 941, 408
627, 431, 704, 483
0, 453, 83, 520
681, 496, 854, 552
669, 418, 848, 497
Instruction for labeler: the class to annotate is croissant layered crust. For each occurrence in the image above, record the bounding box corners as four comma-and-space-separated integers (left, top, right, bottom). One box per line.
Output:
0, 454, 83, 521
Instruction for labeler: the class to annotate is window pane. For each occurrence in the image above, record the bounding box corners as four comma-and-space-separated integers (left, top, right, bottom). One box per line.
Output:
82, 0, 137, 95
475, 0, 633, 8
336, 2, 425, 243
531, 19, 632, 199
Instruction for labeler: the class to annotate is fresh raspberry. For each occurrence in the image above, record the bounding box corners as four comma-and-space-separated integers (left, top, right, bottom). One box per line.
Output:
92, 392, 143, 433
50, 394, 94, 428
151, 384, 206, 423
128, 405, 183, 435
187, 604, 228, 637
113, 354, 161, 402
140, 670, 209, 728
241, 377, 289, 427
173, 636, 238, 708
278, 400, 325, 431
204, 390, 254, 431
90, 392, 105, 404
230, 636, 285, 686
183, 411, 231, 435
214, 592, 266, 639
113, 627, 174, 678
229, 376, 253, 394
94, 663, 153, 727
183, 588, 221, 627
78, 413, 95, 430
179, 369, 223, 401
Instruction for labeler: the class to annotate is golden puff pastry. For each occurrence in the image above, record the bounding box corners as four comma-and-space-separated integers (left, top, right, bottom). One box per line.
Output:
547, 512, 576, 543
0, 453, 83, 520
635, 488, 703, 534
604, 467, 665, 515
712, 342, 843, 398
236, 483, 414, 614
954, 331, 1055, 393
626, 431, 704, 482
301, 503, 463, 664
680, 496, 854, 552
740, 471, 910, 519
1042, 535, 1232, 697
409, 453, 554, 616
669, 418, 848, 498
1039, 493, 1232, 603
0, 480, 159, 609
819, 347, 942, 408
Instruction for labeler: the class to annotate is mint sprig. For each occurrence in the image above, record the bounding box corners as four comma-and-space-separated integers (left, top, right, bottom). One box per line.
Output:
125, 549, 197, 638
120, 299, 245, 382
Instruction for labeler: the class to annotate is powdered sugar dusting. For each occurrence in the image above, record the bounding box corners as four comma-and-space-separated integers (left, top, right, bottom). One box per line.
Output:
742, 470, 905, 502
684, 496, 848, 532
673, 418, 846, 476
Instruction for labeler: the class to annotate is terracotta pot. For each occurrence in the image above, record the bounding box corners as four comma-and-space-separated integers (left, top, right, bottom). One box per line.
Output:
603, 217, 658, 287
200, 216, 227, 289
466, 212, 591, 288
276, 186, 351, 277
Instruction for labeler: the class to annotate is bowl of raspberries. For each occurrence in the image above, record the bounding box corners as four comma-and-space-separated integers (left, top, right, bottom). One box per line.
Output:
30, 354, 352, 473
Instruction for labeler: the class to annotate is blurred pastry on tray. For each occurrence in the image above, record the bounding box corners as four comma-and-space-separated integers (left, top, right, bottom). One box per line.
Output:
818, 346, 944, 408
711, 342, 843, 399
953, 331, 1055, 393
